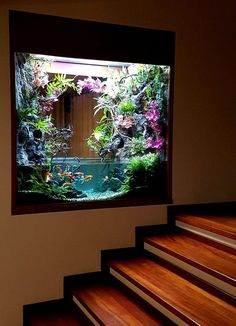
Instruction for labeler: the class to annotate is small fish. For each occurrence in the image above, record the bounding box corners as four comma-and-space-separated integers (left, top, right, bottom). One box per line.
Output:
61, 171, 72, 177
84, 175, 93, 181
56, 165, 62, 173
73, 172, 84, 177
63, 182, 72, 187
44, 171, 52, 182
68, 175, 76, 181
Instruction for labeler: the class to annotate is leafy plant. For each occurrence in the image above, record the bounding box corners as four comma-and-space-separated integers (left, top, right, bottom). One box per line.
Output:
87, 122, 112, 154
46, 74, 77, 98
130, 137, 147, 156
27, 175, 70, 200
122, 153, 159, 192
16, 107, 38, 124
118, 100, 136, 114
142, 152, 159, 172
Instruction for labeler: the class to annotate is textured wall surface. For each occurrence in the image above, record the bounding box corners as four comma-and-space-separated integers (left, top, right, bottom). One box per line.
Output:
0, 1, 235, 325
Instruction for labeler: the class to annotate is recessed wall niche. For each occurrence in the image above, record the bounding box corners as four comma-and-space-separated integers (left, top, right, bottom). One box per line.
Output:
10, 11, 175, 214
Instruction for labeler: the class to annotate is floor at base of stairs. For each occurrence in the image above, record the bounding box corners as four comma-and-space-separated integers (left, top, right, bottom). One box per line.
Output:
24, 299, 93, 326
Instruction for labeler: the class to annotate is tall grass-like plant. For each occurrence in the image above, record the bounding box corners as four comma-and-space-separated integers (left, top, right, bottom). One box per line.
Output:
122, 153, 159, 192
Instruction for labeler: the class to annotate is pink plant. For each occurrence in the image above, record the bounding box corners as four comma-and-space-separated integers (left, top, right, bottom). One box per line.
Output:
147, 137, 164, 149
145, 101, 159, 123
77, 77, 106, 93
33, 68, 48, 88
52, 89, 61, 96
116, 115, 134, 129
47, 122, 54, 128
41, 98, 58, 112
146, 101, 160, 130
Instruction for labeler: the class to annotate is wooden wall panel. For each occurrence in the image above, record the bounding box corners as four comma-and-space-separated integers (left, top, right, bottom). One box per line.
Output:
52, 92, 101, 158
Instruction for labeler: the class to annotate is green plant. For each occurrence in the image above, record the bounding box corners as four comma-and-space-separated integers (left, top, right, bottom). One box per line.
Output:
122, 153, 159, 192
118, 100, 136, 114
27, 175, 70, 200
142, 152, 159, 172
46, 74, 77, 98
87, 122, 112, 154
130, 137, 147, 156
16, 107, 38, 124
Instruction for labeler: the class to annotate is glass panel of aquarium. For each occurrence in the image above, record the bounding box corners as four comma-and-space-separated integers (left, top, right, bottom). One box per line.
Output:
15, 53, 170, 206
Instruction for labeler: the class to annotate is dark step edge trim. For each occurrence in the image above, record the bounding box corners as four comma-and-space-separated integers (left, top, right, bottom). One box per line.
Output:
144, 237, 236, 287
176, 216, 236, 241
109, 263, 198, 326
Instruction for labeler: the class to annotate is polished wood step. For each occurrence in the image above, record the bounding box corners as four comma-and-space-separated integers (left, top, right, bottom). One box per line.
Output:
108, 257, 236, 326
70, 273, 174, 325
24, 299, 92, 326
144, 230, 236, 297
176, 214, 236, 249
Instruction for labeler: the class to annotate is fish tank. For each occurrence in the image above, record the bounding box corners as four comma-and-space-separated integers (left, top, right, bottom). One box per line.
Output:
10, 11, 175, 214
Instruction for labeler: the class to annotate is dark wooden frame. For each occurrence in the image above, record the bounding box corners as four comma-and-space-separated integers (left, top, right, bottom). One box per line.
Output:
9, 10, 175, 215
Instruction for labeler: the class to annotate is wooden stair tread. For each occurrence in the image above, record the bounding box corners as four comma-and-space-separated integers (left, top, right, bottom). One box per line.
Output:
176, 215, 236, 240
109, 257, 236, 326
144, 232, 236, 285
72, 276, 173, 325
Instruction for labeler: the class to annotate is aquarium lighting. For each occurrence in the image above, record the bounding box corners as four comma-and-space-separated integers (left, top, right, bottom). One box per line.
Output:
33, 54, 131, 77
34, 54, 131, 67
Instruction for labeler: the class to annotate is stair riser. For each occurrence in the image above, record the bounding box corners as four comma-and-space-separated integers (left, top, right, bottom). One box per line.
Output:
110, 267, 193, 326
144, 242, 236, 297
176, 221, 236, 249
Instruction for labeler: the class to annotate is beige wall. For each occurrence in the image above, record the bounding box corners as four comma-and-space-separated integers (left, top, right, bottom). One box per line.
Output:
0, 1, 235, 325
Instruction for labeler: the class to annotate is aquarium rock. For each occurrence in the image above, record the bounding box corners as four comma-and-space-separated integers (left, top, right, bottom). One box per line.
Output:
109, 177, 122, 191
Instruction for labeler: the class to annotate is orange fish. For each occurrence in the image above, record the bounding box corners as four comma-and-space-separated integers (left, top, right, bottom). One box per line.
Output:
44, 171, 52, 182
63, 182, 72, 187
61, 171, 72, 177
84, 175, 93, 181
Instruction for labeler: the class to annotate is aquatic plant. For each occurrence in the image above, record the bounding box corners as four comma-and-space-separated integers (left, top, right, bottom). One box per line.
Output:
122, 153, 160, 192
27, 175, 70, 200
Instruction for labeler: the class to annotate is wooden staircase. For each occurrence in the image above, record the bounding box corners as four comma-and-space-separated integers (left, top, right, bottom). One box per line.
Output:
24, 203, 236, 326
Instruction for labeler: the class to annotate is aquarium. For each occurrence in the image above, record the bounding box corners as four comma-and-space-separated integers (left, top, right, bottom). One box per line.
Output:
10, 11, 175, 214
